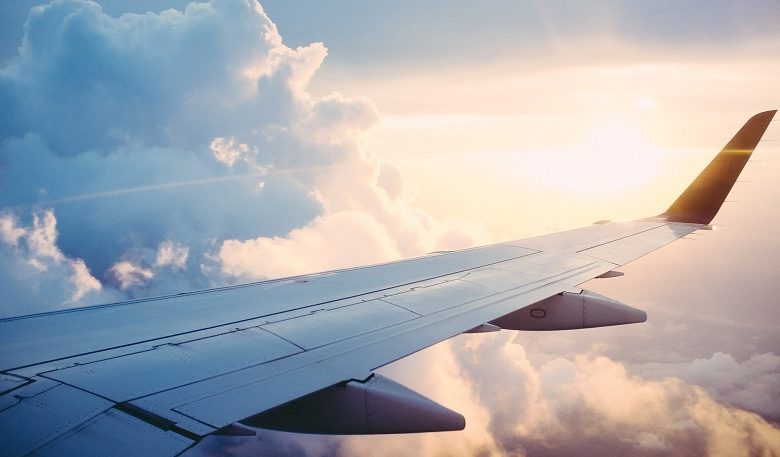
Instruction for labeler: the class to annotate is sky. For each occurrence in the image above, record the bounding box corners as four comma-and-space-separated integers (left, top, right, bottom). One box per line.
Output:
0, 1, 779, 456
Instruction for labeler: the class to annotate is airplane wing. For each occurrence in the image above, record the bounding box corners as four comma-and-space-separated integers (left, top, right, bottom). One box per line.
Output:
0, 111, 775, 457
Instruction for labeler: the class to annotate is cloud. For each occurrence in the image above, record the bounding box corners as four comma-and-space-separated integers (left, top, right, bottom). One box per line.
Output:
454, 336, 780, 456
0, 210, 106, 316
209, 137, 252, 168
107, 260, 155, 290
218, 211, 402, 279
3, 0, 281, 154
155, 240, 190, 270
0, 0, 489, 309
634, 351, 780, 422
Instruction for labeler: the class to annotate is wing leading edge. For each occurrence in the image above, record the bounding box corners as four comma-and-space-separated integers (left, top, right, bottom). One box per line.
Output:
0, 111, 775, 456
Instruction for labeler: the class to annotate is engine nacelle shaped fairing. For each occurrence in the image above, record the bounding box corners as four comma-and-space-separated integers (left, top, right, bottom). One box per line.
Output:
490, 289, 646, 331
242, 374, 465, 434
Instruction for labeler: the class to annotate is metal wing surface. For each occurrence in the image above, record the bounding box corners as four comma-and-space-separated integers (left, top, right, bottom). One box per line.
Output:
0, 111, 774, 456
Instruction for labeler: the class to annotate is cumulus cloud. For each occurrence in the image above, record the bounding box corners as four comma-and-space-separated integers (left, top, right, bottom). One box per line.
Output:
219, 211, 402, 279
0, 210, 104, 316
107, 260, 155, 290
634, 351, 780, 422
155, 240, 190, 270
209, 137, 252, 168
0, 0, 489, 308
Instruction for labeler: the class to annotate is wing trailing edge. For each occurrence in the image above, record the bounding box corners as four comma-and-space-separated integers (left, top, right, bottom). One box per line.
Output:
661, 110, 776, 224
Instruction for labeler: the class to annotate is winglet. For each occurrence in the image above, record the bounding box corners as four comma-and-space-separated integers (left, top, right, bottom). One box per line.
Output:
662, 110, 776, 224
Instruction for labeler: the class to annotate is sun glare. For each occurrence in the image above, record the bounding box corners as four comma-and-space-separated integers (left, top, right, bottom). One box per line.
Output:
516, 118, 662, 197
632, 96, 657, 111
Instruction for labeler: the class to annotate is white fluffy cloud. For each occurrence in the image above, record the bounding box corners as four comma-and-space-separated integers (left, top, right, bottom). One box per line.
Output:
107, 260, 155, 290
0, 210, 104, 316
0, 0, 489, 306
219, 211, 402, 279
634, 351, 780, 422
210, 137, 252, 168
155, 240, 190, 270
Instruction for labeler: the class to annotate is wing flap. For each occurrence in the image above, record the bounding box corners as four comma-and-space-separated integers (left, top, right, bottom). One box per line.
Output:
0, 380, 112, 456
263, 299, 418, 350
31, 409, 193, 457
43, 327, 301, 402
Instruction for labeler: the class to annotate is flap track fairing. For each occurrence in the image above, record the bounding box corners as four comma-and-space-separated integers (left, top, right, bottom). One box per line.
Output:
241, 374, 465, 434
489, 290, 646, 331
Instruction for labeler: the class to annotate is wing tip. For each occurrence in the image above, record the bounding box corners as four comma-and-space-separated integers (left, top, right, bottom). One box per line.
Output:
661, 110, 776, 224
